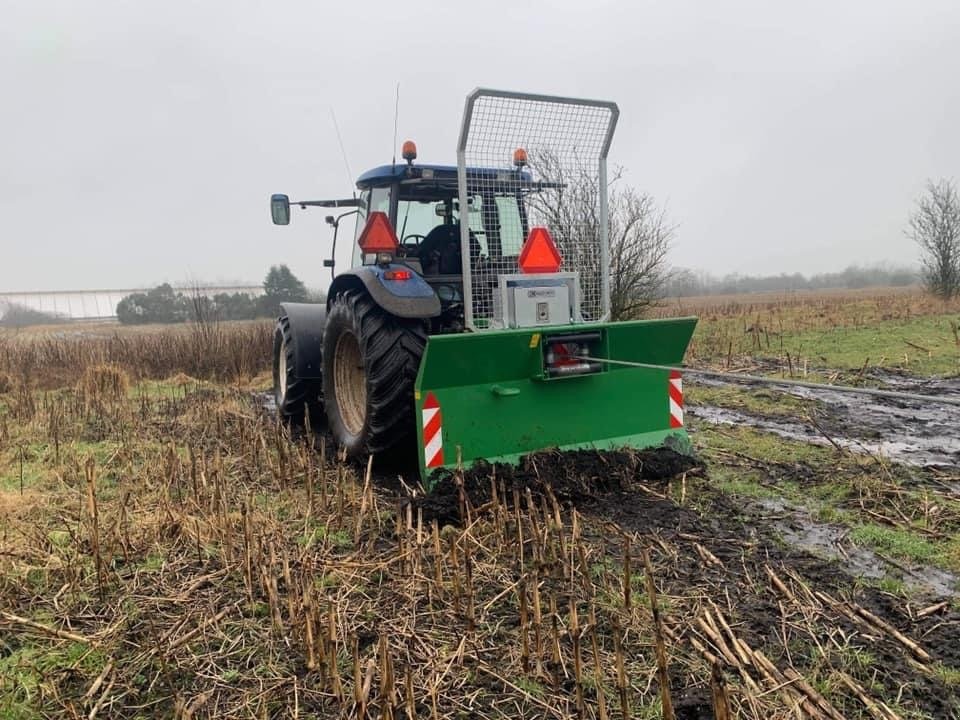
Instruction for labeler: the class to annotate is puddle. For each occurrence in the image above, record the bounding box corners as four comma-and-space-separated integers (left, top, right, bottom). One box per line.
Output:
756, 498, 958, 598
690, 373, 960, 468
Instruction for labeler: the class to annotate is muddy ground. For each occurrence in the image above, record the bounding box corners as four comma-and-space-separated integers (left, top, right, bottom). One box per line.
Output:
411, 446, 960, 719
689, 368, 960, 468
400, 365, 960, 717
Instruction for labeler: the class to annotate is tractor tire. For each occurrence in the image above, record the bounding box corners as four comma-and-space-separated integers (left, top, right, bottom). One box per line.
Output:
273, 315, 323, 424
322, 291, 427, 458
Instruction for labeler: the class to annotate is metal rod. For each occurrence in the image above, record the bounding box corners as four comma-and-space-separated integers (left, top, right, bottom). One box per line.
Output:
578, 356, 960, 408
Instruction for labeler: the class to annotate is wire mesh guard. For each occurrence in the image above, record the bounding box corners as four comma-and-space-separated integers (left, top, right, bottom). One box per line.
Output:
457, 90, 618, 329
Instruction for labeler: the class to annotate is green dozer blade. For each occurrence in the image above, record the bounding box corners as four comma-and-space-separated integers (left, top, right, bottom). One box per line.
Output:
414, 317, 697, 488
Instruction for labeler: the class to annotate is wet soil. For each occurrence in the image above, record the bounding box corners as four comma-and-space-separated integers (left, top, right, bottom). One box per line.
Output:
259, 387, 960, 717
411, 447, 700, 526
582, 465, 960, 718
755, 497, 958, 597
414, 445, 960, 717
690, 370, 960, 468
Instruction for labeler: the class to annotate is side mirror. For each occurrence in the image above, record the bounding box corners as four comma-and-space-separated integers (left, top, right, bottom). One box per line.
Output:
270, 194, 291, 225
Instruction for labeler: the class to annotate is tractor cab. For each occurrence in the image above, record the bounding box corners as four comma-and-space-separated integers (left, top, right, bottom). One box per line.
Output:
350, 151, 542, 332
272, 144, 557, 333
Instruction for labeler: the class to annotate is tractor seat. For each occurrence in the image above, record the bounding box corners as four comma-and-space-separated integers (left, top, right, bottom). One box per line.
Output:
415, 223, 482, 275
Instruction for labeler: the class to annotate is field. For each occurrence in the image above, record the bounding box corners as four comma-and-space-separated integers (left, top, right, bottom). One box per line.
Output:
1, 288, 959, 719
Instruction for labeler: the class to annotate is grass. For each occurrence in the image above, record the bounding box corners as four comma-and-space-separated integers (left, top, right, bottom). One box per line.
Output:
0, 452, 42, 492
0, 641, 107, 720
934, 663, 960, 687
657, 286, 960, 376
766, 315, 960, 376
299, 523, 354, 550
860, 576, 908, 596
695, 419, 836, 466
512, 676, 546, 698
686, 382, 821, 418
849, 523, 939, 562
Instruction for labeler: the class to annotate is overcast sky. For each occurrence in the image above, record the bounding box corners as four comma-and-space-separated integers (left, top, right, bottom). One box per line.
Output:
3, 0, 959, 292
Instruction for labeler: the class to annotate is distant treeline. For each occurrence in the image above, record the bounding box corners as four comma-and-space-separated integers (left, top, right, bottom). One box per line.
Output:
665, 265, 920, 297
116, 265, 320, 324
0, 302, 67, 328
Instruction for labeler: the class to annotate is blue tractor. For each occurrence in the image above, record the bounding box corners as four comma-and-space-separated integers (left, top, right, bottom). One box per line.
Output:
270, 89, 696, 482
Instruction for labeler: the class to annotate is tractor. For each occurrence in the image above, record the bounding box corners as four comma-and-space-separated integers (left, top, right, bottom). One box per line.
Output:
270, 89, 697, 486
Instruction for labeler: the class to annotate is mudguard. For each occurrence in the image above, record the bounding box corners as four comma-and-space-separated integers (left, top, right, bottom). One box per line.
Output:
328, 265, 440, 319
279, 302, 326, 380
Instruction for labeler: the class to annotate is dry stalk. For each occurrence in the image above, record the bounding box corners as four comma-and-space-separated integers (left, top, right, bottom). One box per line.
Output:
569, 597, 585, 716
84, 458, 104, 602
588, 604, 609, 720
519, 576, 530, 672
1, 610, 99, 646
612, 616, 629, 720
710, 660, 732, 720
642, 548, 675, 720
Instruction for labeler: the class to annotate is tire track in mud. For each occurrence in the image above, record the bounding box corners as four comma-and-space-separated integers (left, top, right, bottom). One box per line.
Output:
757, 496, 958, 597
687, 369, 960, 600
689, 369, 960, 468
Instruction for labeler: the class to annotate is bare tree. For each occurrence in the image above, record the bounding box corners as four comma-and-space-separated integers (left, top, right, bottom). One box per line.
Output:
525, 151, 674, 320
907, 179, 960, 299
607, 186, 674, 318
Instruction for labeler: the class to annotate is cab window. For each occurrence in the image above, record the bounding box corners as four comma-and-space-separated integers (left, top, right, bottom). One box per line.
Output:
494, 195, 526, 255
396, 200, 442, 244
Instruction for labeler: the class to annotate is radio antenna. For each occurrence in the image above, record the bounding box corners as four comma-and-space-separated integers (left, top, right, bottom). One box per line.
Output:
330, 107, 354, 194
391, 82, 400, 167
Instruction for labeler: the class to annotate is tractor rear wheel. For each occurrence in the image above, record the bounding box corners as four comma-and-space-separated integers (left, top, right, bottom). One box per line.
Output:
273, 316, 322, 424
322, 291, 427, 457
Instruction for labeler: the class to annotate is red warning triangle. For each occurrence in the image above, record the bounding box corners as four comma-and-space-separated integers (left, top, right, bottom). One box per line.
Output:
357, 211, 399, 252
518, 227, 562, 274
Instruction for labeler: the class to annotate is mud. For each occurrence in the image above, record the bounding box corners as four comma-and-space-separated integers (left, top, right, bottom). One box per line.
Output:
690, 371, 960, 468
582, 471, 960, 718
412, 447, 701, 526
756, 498, 958, 597
418, 445, 960, 716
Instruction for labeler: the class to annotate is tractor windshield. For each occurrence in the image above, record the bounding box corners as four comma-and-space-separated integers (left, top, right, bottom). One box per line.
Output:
351, 174, 536, 279
395, 199, 448, 245
394, 192, 528, 259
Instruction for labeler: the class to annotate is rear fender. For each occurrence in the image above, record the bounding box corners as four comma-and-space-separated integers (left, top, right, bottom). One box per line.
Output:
329, 266, 440, 319
279, 302, 326, 379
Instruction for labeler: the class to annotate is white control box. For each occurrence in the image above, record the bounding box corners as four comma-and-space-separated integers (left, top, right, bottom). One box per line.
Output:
494, 272, 581, 328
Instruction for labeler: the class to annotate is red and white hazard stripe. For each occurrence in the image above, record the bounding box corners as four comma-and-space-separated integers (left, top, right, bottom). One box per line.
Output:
668, 371, 684, 428
422, 392, 444, 468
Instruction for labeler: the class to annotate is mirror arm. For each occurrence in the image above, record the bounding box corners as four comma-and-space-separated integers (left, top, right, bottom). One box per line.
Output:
325, 209, 360, 281
294, 198, 361, 209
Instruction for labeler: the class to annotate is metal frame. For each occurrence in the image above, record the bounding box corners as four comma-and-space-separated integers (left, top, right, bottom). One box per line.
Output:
456, 88, 620, 331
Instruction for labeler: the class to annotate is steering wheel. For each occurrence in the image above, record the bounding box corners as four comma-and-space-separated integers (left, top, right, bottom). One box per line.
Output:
401, 234, 426, 251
